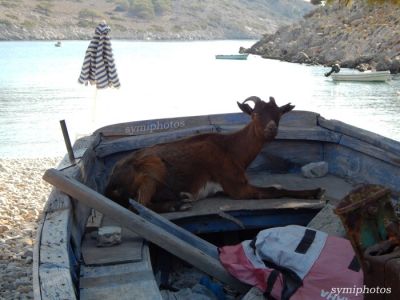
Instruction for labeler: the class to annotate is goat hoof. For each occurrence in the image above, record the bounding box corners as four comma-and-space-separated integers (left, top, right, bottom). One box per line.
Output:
180, 192, 196, 203
315, 188, 325, 200
177, 203, 193, 211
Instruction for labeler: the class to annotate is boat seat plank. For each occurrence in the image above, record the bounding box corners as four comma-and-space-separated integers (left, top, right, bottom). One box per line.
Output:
80, 246, 161, 300
81, 216, 144, 265
163, 173, 353, 220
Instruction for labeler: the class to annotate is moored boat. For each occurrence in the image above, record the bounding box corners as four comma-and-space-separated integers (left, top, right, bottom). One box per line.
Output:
331, 70, 391, 82
324, 64, 391, 82
34, 107, 400, 299
215, 54, 249, 60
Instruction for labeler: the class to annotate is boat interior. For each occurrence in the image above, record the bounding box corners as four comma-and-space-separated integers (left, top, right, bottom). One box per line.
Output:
35, 110, 400, 299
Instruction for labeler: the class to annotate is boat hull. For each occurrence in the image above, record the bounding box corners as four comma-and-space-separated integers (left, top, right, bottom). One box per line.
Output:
331, 71, 391, 82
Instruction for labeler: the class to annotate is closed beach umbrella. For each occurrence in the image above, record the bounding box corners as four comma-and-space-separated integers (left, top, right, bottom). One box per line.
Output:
78, 21, 120, 89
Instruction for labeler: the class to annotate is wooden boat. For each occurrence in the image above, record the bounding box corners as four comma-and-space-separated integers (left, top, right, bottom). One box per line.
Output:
331, 70, 391, 82
215, 54, 249, 60
34, 109, 400, 299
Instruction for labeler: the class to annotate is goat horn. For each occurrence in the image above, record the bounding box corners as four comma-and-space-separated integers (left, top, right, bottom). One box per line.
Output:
242, 96, 261, 105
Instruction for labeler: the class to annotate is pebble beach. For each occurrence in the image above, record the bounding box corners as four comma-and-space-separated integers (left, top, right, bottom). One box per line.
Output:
0, 157, 61, 299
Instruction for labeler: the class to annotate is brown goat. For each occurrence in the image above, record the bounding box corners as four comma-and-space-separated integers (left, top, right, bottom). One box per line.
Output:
105, 96, 324, 212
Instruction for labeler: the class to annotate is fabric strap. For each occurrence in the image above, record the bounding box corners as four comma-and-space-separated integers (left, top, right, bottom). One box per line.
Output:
295, 229, 317, 254
348, 255, 361, 272
264, 270, 280, 300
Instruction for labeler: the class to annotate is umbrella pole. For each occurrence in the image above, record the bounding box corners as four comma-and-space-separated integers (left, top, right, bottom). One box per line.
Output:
91, 88, 98, 128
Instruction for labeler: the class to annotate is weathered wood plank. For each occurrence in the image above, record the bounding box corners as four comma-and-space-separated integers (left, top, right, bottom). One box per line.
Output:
39, 267, 77, 300
276, 127, 341, 142
129, 200, 219, 259
80, 246, 161, 300
38, 208, 76, 300
44, 189, 72, 213
325, 143, 400, 195
95, 125, 218, 158
42, 168, 250, 292
279, 110, 319, 127
94, 110, 319, 139
95, 115, 212, 137
33, 218, 43, 300
318, 116, 400, 155
339, 135, 400, 167
162, 173, 349, 220
96, 126, 337, 159
85, 210, 103, 231
40, 208, 71, 267
81, 215, 144, 265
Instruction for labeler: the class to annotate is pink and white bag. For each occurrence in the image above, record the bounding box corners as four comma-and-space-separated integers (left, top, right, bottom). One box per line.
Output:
219, 225, 363, 300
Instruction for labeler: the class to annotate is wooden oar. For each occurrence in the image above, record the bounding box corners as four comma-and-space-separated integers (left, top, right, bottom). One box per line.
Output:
43, 168, 250, 293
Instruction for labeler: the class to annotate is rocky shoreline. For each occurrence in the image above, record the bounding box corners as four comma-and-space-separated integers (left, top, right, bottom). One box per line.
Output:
0, 23, 261, 41
0, 157, 61, 300
244, 2, 400, 73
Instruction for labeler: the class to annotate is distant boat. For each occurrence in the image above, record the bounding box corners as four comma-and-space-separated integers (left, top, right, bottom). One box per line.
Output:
215, 54, 249, 60
331, 71, 391, 82
325, 65, 391, 82
55, 41, 62, 47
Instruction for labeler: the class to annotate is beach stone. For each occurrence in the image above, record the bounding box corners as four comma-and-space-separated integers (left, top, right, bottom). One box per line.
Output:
301, 161, 328, 178
0, 224, 10, 234
22, 250, 33, 258
97, 226, 122, 247
0, 157, 61, 299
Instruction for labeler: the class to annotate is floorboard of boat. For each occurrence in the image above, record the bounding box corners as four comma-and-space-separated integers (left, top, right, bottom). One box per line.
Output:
80, 251, 161, 300
162, 172, 353, 220
81, 218, 144, 265
80, 216, 161, 299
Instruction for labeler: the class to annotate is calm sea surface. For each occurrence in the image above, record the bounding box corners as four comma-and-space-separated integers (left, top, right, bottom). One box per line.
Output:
1, 40, 400, 158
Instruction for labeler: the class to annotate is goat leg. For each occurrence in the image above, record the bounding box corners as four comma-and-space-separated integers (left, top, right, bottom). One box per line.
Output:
223, 180, 324, 200
253, 185, 325, 200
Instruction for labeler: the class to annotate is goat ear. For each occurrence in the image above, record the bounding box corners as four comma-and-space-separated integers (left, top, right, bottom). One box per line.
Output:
269, 97, 276, 105
237, 101, 253, 115
279, 103, 295, 115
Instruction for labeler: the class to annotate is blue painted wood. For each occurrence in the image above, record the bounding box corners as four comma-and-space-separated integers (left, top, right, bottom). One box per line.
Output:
95, 125, 217, 158
129, 200, 219, 259
95, 111, 321, 138
324, 143, 400, 198
174, 209, 317, 234
318, 116, 400, 155
95, 127, 338, 159
339, 135, 400, 167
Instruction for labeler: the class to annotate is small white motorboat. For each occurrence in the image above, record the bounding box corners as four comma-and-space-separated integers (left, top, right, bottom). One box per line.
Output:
331, 71, 391, 82
325, 64, 391, 82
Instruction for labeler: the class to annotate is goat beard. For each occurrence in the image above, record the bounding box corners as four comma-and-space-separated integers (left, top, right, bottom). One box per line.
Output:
263, 120, 278, 139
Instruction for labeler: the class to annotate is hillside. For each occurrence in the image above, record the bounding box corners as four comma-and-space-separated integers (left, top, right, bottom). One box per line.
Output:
244, 1, 400, 73
0, 0, 312, 40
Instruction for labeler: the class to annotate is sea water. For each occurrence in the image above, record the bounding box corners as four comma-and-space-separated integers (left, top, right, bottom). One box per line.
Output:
0, 40, 399, 158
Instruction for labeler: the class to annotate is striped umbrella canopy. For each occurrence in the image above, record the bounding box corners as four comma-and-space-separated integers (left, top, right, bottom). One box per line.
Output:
78, 21, 120, 89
